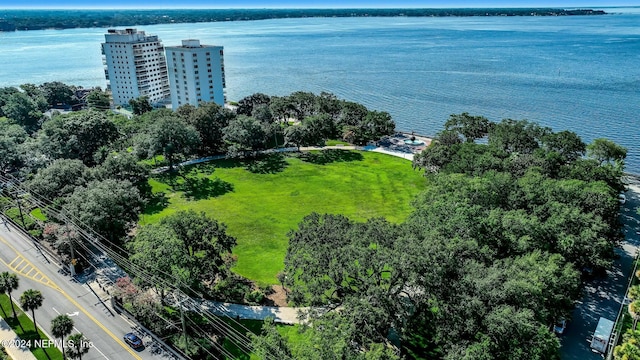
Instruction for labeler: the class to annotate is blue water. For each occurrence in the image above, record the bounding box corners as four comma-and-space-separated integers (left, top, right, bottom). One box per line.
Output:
1, 9, 639, 172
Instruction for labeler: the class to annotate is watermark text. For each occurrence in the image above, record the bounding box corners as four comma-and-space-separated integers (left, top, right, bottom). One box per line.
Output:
1, 339, 93, 349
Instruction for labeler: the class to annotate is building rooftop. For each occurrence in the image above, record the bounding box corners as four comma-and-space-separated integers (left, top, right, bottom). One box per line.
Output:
107, 28, 144, 35
166, 39, 222, 49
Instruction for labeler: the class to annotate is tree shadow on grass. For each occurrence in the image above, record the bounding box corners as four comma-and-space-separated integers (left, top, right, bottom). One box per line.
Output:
143, 192, 170, 215
152, 171, 179, 187
208, 158, 246, 170
244, 153, 288, 174
3, 314, 25, 339
176, 176, 234, 201
187, 162, 218, 176
298, 149, 364, 165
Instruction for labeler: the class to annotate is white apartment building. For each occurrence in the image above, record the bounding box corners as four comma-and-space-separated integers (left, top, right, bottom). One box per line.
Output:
101, 28, 170, 106
165, 39, 226, 110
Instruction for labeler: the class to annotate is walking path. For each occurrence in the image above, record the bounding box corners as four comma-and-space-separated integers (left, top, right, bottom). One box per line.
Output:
199, 300, 310, 325
0, 317, 37, 360
154, 143, 416, 174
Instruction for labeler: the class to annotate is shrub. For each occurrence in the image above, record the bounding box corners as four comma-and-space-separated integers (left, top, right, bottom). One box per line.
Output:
246, 290, 265, 305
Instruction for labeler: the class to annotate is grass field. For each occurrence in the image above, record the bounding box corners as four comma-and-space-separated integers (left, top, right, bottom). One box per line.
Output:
30, 208, 47, 221
220, 318, 306, 359
142, 150, 426, 285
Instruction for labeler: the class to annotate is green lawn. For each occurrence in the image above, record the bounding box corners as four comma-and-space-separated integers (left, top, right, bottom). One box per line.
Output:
142, 150, 426, 285
220, 318, 306, 360
30, 208, 47, 221
0, 294, 64, 360
325, 139, 351, 146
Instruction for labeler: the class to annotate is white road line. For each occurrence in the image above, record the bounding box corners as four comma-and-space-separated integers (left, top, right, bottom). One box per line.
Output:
82, 331, 110, 360
53, 306, 110, 359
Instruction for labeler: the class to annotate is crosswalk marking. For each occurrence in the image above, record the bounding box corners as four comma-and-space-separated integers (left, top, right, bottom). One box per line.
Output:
4, 254, 61, 292
8, 256, 20, 267
0, 234, 142, 359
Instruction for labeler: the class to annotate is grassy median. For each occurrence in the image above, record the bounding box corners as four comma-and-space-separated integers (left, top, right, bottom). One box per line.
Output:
0, 294, 64, 360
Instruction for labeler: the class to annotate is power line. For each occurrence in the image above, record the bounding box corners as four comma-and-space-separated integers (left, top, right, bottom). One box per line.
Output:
0, 173, 278, 360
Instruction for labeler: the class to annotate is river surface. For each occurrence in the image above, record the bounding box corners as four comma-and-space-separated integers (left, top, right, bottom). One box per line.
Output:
1, 8, 639, 172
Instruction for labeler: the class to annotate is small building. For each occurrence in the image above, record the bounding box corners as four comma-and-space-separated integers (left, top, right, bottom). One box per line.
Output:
165, 39, 226, 110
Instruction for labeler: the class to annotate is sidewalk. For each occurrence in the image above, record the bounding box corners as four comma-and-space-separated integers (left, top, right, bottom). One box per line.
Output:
0, 318, 37, 360
199, 300, 310, 325
153, 143, 417, 175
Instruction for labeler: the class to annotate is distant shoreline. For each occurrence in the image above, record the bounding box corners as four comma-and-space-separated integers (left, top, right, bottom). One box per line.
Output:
0, 8, 606, 32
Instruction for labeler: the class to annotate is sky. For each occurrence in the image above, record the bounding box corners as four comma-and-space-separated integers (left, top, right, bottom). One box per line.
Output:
0, 0, 636, 10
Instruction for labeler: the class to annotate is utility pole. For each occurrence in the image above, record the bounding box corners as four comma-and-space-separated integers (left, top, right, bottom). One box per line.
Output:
69, 240, 76, 276
16, 196, 26, 229
180, 302, 187, 348
173, 293, 188, 348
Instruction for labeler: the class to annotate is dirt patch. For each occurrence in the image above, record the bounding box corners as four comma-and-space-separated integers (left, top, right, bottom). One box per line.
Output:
266, 285, 288, 307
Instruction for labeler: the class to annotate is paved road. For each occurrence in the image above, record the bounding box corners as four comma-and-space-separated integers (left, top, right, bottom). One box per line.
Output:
560, 179, 640, 359
0, 219, 157, 360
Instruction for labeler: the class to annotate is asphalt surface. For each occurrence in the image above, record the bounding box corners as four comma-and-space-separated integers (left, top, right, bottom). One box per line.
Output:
560, 179, 640, 359
0, 219, 158, 360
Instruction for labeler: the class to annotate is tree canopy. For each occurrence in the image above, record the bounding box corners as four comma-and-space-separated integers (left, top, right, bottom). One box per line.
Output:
270, 115, 626, 359
36, 110, 119, 165
62, 179, 143, 245
178, 102, 236, 155
128, 210, 236, 295
142, 115, 200, 171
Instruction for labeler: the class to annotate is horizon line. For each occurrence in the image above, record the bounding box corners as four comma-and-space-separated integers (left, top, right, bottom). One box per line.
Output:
0, 5, 629, 10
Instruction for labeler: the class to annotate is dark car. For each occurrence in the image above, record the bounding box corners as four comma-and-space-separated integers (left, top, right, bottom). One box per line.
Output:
124, 332, 144, 349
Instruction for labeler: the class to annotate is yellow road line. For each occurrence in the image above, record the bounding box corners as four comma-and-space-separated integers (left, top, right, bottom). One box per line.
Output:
8, 256, 20, 267
0, 235, 142, 360
15, 260, 27, 272
5, 255, 59, 291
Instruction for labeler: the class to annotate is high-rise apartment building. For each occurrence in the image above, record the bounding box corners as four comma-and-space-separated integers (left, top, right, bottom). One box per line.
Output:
101, 28, 170, 106
165, 39, 226, 110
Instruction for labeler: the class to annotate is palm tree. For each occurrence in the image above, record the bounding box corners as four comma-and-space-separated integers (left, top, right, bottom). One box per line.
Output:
614, 329, 640, 360
51, 315, 74, 360
66, 333, 90, 360
20, 289, 44, 335
0, 272, 20, 319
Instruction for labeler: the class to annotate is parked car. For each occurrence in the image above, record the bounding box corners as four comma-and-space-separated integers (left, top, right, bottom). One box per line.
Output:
619, 194, 627, 204
124, 332, 144, 349
554, 318, 567, 335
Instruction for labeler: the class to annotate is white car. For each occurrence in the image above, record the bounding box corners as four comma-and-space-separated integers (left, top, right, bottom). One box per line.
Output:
554, 318, 567, 335
619, 194, 626, 204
